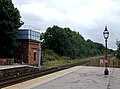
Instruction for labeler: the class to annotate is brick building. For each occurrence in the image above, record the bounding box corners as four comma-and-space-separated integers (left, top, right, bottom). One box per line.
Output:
14, 29, 40, 65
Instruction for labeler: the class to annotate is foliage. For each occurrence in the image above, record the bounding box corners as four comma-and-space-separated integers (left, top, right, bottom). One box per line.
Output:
0, 0, 23, 58
44, 49, 61, 61
42, 25, 112, 58
116, 40, 120, 59
43, 50, 106, 67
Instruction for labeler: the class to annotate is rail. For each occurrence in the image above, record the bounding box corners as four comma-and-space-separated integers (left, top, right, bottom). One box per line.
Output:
0, 60, 90, 88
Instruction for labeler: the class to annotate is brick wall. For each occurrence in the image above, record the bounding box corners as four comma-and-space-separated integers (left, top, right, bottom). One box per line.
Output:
28, 41, 38, 64
14, 40, 39, 65
14, 41, 29, 63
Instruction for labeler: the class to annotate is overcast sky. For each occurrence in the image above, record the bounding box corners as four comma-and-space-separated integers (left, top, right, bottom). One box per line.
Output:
12, 0, 120, 50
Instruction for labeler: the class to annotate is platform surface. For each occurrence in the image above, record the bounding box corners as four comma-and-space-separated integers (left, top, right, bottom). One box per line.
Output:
0, 65, 33, 70
2, 66, 120, 89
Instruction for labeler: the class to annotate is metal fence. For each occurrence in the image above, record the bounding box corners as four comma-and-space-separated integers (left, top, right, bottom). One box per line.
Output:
89, 57, 120, 68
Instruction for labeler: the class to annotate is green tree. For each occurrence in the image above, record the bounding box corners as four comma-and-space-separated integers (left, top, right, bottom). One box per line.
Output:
116, 40, 120, 59
45, 25, 86, 57
44, 25, 113, 58
0, 0, 23, 58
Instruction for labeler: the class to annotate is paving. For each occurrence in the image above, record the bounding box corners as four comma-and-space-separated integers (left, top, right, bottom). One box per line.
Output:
0, 65, 35, 70
2, 66, 120, 89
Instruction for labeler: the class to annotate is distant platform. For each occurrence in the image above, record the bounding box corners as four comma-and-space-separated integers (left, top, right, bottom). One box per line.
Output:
0, 65, 34, 70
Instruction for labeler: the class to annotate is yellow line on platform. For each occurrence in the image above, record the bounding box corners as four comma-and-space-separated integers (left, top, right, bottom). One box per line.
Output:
2, 66, 84, 89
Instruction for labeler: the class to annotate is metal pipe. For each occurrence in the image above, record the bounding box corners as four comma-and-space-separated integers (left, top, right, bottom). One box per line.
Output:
38, 42, 41, 68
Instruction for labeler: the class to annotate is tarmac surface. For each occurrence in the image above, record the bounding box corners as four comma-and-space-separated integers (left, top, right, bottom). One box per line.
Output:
2, 66, 120, 89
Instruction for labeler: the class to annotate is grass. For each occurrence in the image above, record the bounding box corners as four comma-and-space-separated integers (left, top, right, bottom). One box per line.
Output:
42, 49, 116, 67
42, 55, 104, 67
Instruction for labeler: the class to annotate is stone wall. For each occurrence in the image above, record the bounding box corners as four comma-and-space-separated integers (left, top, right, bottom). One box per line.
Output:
0, 58, 14, 65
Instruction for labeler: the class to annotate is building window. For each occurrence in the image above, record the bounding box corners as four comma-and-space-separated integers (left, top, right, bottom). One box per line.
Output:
34, 51, 36, 61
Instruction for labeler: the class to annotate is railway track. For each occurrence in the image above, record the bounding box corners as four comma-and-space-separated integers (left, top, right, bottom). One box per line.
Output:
0, 60, 90, 88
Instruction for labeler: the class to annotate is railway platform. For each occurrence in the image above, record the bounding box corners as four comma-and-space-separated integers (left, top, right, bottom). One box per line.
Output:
2, 66, 120, 89
0, 65, 31, 70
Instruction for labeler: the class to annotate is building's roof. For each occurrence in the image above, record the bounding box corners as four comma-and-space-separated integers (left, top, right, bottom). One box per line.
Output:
17, 28, 40, 42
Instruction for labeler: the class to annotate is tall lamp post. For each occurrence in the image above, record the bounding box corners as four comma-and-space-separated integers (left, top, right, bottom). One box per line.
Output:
103, 26, 109, 75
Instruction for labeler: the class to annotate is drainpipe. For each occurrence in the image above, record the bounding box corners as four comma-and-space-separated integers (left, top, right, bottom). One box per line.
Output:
38, 41, 41, 68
